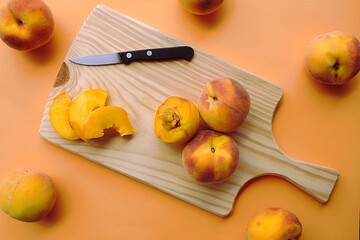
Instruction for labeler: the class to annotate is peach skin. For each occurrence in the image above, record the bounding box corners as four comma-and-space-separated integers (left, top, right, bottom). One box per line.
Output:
0, 169, 57, 222
198, 78, 250, 133
178, 0, 224, 15
182, 130, 239, 184
0, 0, 54, 51
247, 208, 302, 240
305, 31, 360, 85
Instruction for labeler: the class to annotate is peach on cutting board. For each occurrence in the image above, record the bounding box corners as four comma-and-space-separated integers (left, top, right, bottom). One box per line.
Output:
69, 89, 108, 139
154, 96, 200, 144
82, 106, 135, 140
198, 77, 250, 133
247, 208, 302, 240
0, 169, 57, 222
49, 91, 79, 140
182, 130, 239, 184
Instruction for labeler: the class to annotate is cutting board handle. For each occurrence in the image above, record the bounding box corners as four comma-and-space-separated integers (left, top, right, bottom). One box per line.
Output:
270, 152, 339, 203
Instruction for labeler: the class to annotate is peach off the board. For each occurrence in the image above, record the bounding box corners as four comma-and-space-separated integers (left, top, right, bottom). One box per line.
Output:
0, 169, 57, 222
0, 0, 54, 51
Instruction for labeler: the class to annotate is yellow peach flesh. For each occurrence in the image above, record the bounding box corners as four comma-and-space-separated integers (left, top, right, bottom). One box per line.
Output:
69, 89, 108, 138
49, 91, 79, 140
82, 106, 135, 140
154, 96, 200, 144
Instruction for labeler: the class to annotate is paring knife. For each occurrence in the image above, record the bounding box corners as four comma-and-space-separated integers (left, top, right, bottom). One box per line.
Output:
69, 46, 194, 66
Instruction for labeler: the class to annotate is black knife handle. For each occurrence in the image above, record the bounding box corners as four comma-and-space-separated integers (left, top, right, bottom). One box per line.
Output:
118, 46, 194, 64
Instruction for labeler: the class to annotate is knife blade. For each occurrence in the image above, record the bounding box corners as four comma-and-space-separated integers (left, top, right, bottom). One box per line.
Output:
69, 46, 194, 66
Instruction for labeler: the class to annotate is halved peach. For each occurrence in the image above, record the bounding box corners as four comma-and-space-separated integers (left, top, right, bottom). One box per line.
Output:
49, 92, 79, 140
69, 89, 108, 138
82, 106, 135, 140
154, 96, 200, 144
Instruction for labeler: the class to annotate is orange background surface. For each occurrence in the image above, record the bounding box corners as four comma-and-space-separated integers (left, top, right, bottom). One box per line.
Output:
0, 0, 359, 239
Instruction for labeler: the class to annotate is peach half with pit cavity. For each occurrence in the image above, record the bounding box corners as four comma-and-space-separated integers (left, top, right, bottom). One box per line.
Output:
154, 96, 200, 144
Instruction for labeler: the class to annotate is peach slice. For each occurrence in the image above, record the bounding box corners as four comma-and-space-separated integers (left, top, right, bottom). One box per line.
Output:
154, 96, 200, 144
0, 169, 57, 222
82, 106, 135, 140
182, 130, 239, 184
49, 91, 79, 140
69, 89, 108, 138
247, 208, 302, 240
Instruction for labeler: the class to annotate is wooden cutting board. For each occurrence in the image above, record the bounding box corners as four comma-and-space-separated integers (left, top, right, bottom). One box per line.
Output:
39, 5, 339, 216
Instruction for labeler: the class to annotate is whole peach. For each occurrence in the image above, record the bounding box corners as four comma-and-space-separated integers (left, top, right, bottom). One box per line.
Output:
182, 130, 239, 184
178, 0, 224, 15
198, 78, 250, 133
247, 208, 302, 240
305, 31, 360, 85
0, 169, 57, 222
0, 0, 55, 51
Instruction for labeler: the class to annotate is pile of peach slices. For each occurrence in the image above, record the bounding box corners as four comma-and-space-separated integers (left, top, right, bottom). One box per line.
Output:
49, 89, 135, 141
154, 77, 250, 184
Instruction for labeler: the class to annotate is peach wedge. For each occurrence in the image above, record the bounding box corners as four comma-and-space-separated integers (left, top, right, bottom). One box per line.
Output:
82, 106, 135, 140
49, 91, 79, 140
69, 89, 108, 138
154, 96, 200, 144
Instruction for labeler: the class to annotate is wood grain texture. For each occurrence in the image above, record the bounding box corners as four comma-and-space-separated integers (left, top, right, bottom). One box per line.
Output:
39, 5, 339, 216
